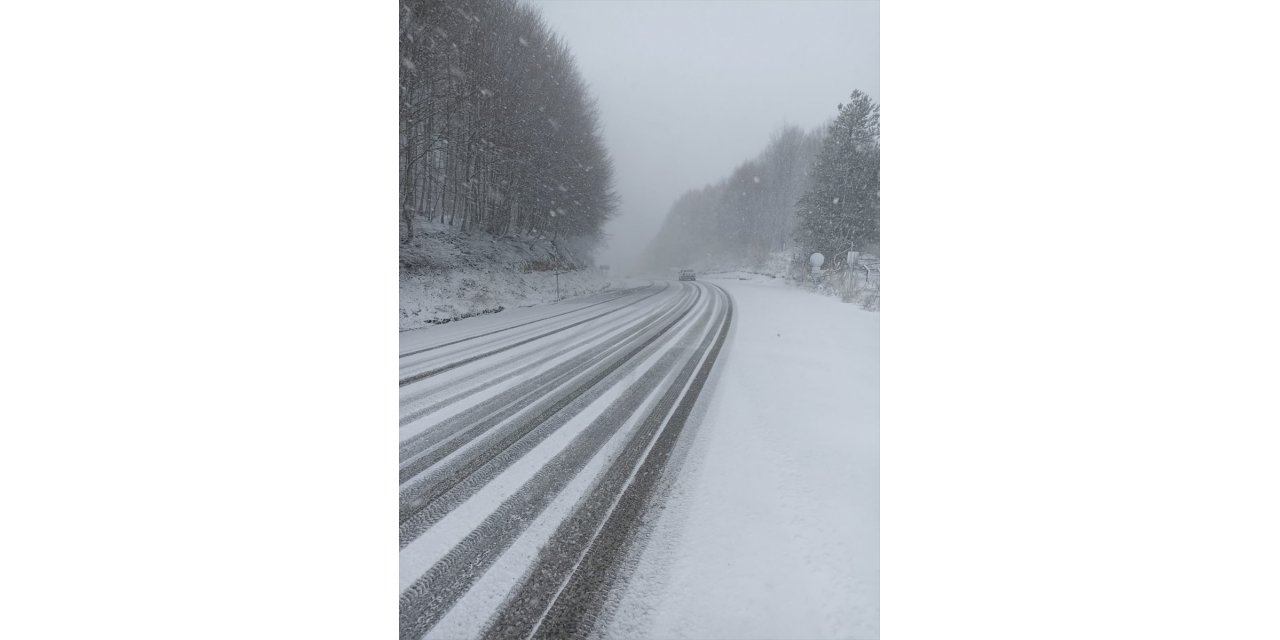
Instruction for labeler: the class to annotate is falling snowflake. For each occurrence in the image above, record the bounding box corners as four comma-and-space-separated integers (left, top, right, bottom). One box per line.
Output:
833, 197, 841, 204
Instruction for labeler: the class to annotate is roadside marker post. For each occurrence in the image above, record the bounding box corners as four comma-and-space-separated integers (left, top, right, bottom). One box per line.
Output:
809, 252, 824, 288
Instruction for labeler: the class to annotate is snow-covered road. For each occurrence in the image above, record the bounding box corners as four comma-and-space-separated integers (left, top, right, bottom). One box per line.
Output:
399, 274, 878, 640
399, 281, 733, 639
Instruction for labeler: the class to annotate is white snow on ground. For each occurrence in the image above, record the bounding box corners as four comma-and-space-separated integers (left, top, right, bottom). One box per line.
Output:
605, 272, 880, 639
400, 221, 616, 330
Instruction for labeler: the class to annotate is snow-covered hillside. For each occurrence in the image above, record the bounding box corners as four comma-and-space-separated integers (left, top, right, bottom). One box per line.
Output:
399, 222, 614, 330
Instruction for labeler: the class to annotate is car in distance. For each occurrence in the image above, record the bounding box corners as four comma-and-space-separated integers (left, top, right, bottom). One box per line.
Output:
678, 269, 697, 281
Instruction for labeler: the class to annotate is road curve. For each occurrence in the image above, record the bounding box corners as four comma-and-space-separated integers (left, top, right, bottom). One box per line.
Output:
399, 281, 733, 640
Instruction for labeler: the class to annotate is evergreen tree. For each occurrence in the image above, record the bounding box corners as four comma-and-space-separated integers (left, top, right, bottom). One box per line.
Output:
793, 90, 880, 268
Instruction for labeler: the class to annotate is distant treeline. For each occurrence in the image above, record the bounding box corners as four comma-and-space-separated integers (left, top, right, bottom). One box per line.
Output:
645, 91, 880, 272
400, 0, 617, 249
645, 126, 824, 269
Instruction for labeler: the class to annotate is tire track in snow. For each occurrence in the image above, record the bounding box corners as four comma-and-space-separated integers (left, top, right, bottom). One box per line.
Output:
398, 285, 654, 359
397, 289, 677, 427
397, 284, 690, 433
397, 287, 702, 524
396, 293, 721, 639
398, 285, 668, 387
397, 287, 654, 378
396, 286, 695, 474
397, 282, 733, 640
480, 284, 732, 640
397, 288, 714, 549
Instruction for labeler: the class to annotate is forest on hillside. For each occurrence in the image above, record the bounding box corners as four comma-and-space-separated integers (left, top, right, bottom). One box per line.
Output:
644, 91, 880, 276
399, 0, 617, 254
644, 126, 824, 270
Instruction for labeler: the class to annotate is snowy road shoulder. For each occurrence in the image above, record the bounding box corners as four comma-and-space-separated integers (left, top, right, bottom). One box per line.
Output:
604, 274, 880, 639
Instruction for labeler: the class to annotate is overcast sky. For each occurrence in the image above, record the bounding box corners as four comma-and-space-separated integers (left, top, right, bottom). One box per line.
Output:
531, 0, 879, 270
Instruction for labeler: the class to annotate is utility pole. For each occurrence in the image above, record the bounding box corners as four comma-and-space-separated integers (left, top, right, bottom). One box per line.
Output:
552, 237, 561, 301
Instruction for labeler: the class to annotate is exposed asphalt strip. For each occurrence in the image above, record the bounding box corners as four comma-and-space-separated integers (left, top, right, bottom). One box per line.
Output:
397, 286, 688, 429
399, 286, 666, 382
483, 284, 733, 640
397, 288, 724, 639
397, 287, 692, 468
397, 287, 704, 525
399, 285, 670, 388
398, 321, 695, 520
398, 284, 656, 359
396, 286, 696, 471
397, 289, 715, 549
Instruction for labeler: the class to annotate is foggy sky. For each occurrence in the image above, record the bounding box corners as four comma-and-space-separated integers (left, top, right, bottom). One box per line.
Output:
531, 0, 879, 271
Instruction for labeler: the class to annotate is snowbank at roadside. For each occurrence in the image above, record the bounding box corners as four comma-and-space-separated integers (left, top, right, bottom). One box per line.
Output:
698, 260, 879, 310
604, 274, 879, 639
399, 221, 614, 330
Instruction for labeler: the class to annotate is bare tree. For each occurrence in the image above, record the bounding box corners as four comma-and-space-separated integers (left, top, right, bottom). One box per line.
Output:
399, 0, 616, 254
